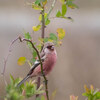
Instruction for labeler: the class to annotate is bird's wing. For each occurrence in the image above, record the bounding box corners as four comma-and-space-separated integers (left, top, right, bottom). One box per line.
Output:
27, 55, 46, 76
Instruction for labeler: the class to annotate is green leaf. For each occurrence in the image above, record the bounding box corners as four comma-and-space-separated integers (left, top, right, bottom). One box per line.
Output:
82, 93, 89, 97
37, 44, 42, 51
10, 74, 15, 85
41, 95, 45, 100
35, 0, 41, 5
49, 33, 57, 41
62, 4, 67, 16
33, 51, 37, 58
93, 89, 99, 95
45, 18, 50, 25
43, 38, 49, 42
32, 3, 43, 10
31, 58, 36, 64
95, 92, 100, 99
24, 32, 34, 50
67, 1, 78, 9
56, 10, 62, 17
17, 57, 26, 66
24, 32, 31, 40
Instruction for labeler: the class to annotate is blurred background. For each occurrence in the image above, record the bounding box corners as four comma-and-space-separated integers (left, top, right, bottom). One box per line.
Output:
0, 0, 100, 100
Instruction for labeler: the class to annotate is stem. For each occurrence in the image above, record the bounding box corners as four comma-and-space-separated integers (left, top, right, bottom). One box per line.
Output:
19, 37, 49, 100
1, 36, 19, 86
41, 7, 45, 38
47, 0, 57, 18
36, 6, 46, 99
41, 6, 49, 100
1, 36, 19, 76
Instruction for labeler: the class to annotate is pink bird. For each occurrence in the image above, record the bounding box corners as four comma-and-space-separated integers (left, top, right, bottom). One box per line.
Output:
17, 42, 57, 87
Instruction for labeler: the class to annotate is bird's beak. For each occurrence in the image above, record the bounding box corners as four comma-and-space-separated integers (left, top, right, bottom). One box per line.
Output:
51, 46, 54, 50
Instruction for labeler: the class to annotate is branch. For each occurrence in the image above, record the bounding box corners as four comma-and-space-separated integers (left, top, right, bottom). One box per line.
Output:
41, 7, 45, 39
19, 37, 49, 100
41, 5, 49, 100
36, 6, 46, 99
47, 0, 57, 19
1, 36, 19, 76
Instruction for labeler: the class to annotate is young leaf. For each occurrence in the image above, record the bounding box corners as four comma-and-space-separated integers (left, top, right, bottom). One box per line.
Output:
67, 1, 78, 9
49, 33, 57, 41
82, 93, 89, 97
32, 25, 41, 31
57, 28, 65, 39
84, 85, 90, 93
32, 3, 43, 10
31, 58, 36, 64
39, 13, 50, 25
42, 0, 47, 6
41, 95, 45, 100
24, 32, 32, 40
59, 0, 65, 4
43, 38, 49, 43
48, 39, 53, 42
62, 4, 67, 16
10, 74, 15, 85
45, 18, 50, 25
37, 44, 42, 51
35, 0, 41, 5
38, 38, 44, 43
33, 51, 37, 58
17, 57, 26, 66
39, 13, 47, 21
56, 10, 62, 17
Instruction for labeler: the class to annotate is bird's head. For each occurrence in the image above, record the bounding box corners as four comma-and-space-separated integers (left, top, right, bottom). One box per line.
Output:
43, 42, 55, 51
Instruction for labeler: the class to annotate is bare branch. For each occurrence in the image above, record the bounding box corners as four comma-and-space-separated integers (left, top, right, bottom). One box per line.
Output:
1, 36, 19, 76
19, 37, 49, 100
47, 0, 57, 18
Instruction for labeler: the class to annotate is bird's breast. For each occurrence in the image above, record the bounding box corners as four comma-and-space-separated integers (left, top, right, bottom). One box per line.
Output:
43, 53, 57, 75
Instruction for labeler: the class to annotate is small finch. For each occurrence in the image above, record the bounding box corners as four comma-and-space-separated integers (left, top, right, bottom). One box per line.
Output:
17, 42, 57, 87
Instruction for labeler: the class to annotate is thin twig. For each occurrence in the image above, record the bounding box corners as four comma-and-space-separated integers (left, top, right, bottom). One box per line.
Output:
1, 36, 19, 86
36, 6, 46, 99
41, 6, 49, 100
47, 0, 57, 19
41, 7, 45, 38
1, 36, 19, 76
19, 37, 49, 100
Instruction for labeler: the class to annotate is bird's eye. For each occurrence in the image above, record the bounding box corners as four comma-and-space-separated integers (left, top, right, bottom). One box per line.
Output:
47, 45, 54, 50
47, 46, 52, 49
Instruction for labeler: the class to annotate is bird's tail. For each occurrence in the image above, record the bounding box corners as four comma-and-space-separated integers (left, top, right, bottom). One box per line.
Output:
17, 75, 30, 87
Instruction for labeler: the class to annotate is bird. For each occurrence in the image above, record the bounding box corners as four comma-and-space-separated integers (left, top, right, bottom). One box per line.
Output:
17, 42, 57, 87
